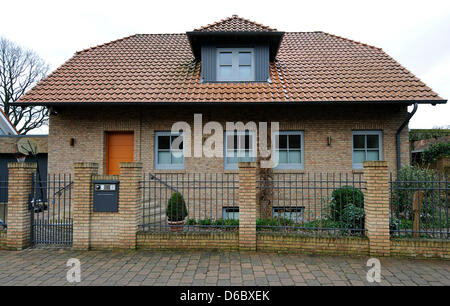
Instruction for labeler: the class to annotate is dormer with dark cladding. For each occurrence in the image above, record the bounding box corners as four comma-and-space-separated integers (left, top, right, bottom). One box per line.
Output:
186, 16, 284, 83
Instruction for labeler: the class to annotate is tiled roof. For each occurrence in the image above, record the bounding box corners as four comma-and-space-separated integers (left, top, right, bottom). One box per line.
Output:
413, 136, 450, 152
18, 19, 444, 104
0, 107, 19, 134
194, 15, 276, 32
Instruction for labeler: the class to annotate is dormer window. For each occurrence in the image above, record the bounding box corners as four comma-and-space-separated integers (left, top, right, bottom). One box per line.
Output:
188, 15, 284, 84
217, 48, 254, 81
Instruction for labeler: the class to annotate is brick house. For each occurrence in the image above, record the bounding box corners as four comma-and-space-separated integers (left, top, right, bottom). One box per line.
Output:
16, 15, 446, 176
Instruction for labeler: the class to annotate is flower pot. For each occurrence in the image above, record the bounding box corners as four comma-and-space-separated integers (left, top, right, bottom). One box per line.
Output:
167, 220, 184, 232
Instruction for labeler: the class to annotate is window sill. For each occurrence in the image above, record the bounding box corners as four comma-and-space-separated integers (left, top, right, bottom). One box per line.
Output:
272, 169, 305, 174
151, 169, 186, 174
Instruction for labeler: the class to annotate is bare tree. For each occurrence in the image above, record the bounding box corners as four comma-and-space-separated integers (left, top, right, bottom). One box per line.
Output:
0, 37, 49, 134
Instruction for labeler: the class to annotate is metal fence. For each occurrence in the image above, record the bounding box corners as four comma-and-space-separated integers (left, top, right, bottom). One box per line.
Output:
390, 172, 449, 239
30, 173, 73, 245
258, 172, 366, 236
140, 173, 239, 235
0, 177, 7, 230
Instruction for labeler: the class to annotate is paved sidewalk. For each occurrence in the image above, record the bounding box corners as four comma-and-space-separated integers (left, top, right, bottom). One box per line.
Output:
0, 249, 449, 286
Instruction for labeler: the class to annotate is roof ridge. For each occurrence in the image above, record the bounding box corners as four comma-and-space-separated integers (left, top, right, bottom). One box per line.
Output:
76, 34, 139, 54
320, 32, 382, 50
194, 15, 276, 31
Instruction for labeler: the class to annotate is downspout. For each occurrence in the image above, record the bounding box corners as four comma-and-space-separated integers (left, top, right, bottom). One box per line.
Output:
396, 103, 418, 171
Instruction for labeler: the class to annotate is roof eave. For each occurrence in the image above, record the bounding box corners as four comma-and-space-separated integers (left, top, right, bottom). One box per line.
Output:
13, 99, 448, 107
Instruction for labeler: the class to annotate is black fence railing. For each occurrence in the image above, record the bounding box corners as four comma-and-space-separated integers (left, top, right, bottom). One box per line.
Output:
140, 173, 239, 235
390, 171, 449, 239
0, 177, 7, 230
258, 173, 366, 236
30, 173, 73, 245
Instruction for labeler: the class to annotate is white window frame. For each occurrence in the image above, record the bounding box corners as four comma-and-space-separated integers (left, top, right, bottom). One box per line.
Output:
272, 131, 305, 170
224, 130, 257, 170
216, 48, 255, 82
154, 131, 185, 170
352, 130, 383, 169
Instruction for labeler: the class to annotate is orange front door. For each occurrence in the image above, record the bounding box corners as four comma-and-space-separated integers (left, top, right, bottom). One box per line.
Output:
106, 132, 134, 175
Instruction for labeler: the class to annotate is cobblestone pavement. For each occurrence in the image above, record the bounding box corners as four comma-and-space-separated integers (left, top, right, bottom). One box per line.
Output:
0, 249, 449, 286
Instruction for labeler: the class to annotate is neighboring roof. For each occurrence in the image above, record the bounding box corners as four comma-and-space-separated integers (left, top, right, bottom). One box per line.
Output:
0, 108, 18, 135
412, 136, 450, 153
17, 16, 446, 105
194, 15, 276, 32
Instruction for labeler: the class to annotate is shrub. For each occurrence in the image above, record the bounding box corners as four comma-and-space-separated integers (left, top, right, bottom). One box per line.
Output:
185, 218, 197, 225
390, 217, 413, 232
198, 219, 212, 226
392, 166, 444, 222
422, 142, 450, 164
301, 219, 341, 229
329, 186, 365, 229
166, 192, 188, 221
213, 218, 239, 227
256, 217, 295, 229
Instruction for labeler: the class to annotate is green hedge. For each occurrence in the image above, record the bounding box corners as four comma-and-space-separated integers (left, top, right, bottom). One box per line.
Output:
422, 142, 450, 164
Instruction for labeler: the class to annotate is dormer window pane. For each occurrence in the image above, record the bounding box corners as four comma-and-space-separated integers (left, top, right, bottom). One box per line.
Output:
219, 52, 232, 65
239, 52, 252, 65
219, 66, 233, 79
239, 66, 252, 80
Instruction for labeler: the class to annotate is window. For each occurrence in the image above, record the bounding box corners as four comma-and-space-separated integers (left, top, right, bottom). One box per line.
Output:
222, 207, 239, 220
272, 207, 305, 223
224, 130, 256, 170
352, 131, 383, 169
154, 132, 185, 170
273, 131, 304, 169
217, 48, 254, 81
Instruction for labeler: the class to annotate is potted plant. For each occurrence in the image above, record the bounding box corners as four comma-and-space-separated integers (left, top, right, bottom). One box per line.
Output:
166, 192, 188, 232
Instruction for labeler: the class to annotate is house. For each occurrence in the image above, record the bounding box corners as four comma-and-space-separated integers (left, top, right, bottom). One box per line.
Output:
1, 106, 48, 207
0, 108, 17, 136
15, 15, 446, 176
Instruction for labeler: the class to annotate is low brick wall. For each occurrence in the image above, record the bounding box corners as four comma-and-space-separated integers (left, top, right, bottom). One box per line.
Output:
257, 234, 370, 256
0, 231, 6, 250
137, 232, 239, 251
391, 239, 450, 259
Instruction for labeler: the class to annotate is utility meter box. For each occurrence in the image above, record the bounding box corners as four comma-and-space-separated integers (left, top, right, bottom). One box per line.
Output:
93, 180, 119, 212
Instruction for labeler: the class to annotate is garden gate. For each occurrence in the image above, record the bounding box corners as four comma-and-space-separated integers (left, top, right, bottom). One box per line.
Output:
30, 173, 73, 246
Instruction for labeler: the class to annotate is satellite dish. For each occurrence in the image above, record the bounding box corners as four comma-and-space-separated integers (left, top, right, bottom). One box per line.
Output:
17, 138, 39, 156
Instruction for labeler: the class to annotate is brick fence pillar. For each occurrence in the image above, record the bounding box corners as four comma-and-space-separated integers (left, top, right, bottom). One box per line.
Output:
118, 162, 142, 249
6, 162, 37, 250
238, 162, 258, 251
363, 161, 391, 256
73, 162, 98, 250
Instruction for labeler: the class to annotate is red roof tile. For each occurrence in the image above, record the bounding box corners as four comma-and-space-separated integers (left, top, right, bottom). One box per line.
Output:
17, 17, 445, 104
194, 15, 276, 32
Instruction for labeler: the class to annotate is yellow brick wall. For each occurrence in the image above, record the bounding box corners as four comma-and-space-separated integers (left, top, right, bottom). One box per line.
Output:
257, 234, 370, 256
48, 104, 410, 175
137, 232, 239, 251
391, 239, 450, 259
0, 230, 6, 250
0, 136, 48, 154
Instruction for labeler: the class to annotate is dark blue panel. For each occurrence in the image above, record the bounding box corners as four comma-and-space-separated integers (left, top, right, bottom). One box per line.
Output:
254, 45, 270, 82
201, 46, 217, 82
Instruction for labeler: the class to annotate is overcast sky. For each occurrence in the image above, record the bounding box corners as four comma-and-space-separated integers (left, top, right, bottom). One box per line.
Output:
1, 0, 449, 134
